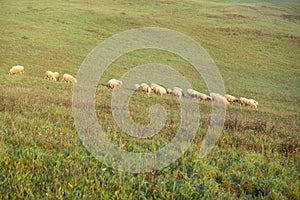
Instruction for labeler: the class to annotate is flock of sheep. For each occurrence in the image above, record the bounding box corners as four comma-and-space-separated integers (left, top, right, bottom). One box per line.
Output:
7, 65, 258, 109
108, 78, 259, 109
8, 65, 77, 83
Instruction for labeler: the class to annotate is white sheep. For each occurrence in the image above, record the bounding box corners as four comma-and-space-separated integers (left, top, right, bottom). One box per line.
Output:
61, 73, 77, 83
239, 97, 258, 109
8, 65, 25, 75
172, 87, 184, 98
156, 86, 167, 96
225, 94, 238, 103
239, 97, 248, 106
108, 78, 122, 89
44, 71, 57, 81
135, 83, 151, 94
248, 100, 258, 109
150, 83, 159, 89
140, 83, 152, 94
186, 89, 211, 101
195, 92, 210, 101
166, 88, 173, 94
186, 89, 198, 97
134, 84, 140, 91
54, 72, 60, 81
210, 93, 229, 105
249, 99, 258, 106
150, 83, 166, 96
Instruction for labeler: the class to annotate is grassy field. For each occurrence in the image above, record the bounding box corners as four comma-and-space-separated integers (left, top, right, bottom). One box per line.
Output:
1, 0, 299, 199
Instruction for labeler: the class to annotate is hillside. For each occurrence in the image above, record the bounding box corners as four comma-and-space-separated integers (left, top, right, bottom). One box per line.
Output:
0, 0, 299, 199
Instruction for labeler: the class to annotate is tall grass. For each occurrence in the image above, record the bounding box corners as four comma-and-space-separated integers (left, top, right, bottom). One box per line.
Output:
0, 0, 299, 199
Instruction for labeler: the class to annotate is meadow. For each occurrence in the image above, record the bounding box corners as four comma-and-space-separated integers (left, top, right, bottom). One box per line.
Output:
0, 0, 299, 199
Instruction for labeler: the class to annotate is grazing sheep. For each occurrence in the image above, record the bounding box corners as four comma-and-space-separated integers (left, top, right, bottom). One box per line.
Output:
44, 70, 57, 81
172, 87, 184, 98
248, 100, 258, 109
239, 97, 248, 106
149, 83, 158, 91
186, 89, 198, 97
195, 92, 210, 101
249, 99, 258, 106
156, 86, 167, 96
210, 93, 229, 105
135, 83, 151, 94
225, 94, 238, 103
150, 83, 159, 90
150, 83, 166, 96
141, 83, 152, 94
166, 88, 173, 94
108, 78, 122, 89
134, 84, 140, 91
135, 84, 142, 92
61, 73, 77, 83
186, 89, 210, 101
8, 65, 24, 75
54, 72, 60, 81
239, 97, 258, 109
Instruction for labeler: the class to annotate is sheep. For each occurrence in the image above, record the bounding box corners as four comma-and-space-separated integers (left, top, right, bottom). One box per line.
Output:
134, 84, 140, 91
135, 83, 151, 94
186, 89, 198, 97
239, 97, 248, 106
61, 73, 77, 83
44, 70, 57, 81
239, 97, 258, 109
249, 99, 258, 106
248, 100, 258, 109
150, 83, 166, 96
108, 78, 122, 89
195, 92, 210, 101
54, 72, 60, 81
166, 88, 173, 94
140, 83, 152, 94
186, 89, 211, 101
172, 87, 184, 98
150, 83, 159, 89
210, 93, 229, 105
225, 94, 238, 103
8, 65, 24, 75
155, 86, 167, 96
240, 97, 258, 109
150, 83, 160, 94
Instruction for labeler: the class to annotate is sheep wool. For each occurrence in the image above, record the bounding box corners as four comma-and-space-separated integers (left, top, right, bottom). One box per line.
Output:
45, 71, 57, 81
186, 89, 198, 97
150, 83, 166, 96
225, 94, 238, 103
54, 72, 60, 81
172, 87, 183, 98
195, 92, 209, 101
8, 65, 25, 75
210, 93, 229, 105
239, 97, 258, 109
166, 88, 173, 94
62, 73, 77, 83
108, 78, 122, 89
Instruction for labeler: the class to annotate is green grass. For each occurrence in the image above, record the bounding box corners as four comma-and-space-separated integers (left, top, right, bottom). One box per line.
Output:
1, 0, 300, 199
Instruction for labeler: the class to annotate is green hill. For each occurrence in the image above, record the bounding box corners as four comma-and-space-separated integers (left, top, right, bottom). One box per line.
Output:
1, 0, 299, 199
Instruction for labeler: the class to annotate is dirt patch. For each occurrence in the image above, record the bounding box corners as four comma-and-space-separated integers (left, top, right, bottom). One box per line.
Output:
281, 14, 300, 21
206, 15, 221, 19
225, 14, 246, 19
85, 29, 101, 34
261, 5, 286, 12
27, 6, 49, 13
237, 4, 258, 11
216, 27, 300, 40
